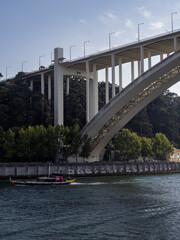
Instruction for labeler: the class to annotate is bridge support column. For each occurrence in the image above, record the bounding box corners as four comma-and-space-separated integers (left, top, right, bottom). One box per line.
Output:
86, 61, 90, 122
48, 75, 51, 100
54, 47, 64, 126
30, 80, 33, 91
105, 67, 109, 104
93, 64, 98, 117
148, 50, 151, 69
66, 77, 70, 95
89, 79, 94, 120
138, 60, 140, 76
160, 54, 163, 61
140, 46, 144, 74
174, 37, 178, 52
111, 54, 115, 98
131, 60, 134, 82
41, 73, 45, 95
119, 58, 122, 91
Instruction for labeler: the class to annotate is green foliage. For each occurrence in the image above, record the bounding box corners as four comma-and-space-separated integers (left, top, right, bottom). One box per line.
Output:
113, 129, 141, 159
0, 126, 5, 159
111, 128, 174, 161
141, 137, 153, 159
0, 124, 91, 162
152, 133, 174, 160
0, 74, 53, 130
3, 129, 15, 160
80, 134, 92, 160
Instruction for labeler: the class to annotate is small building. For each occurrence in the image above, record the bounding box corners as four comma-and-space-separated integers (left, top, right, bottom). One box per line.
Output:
169, 148, 180, 162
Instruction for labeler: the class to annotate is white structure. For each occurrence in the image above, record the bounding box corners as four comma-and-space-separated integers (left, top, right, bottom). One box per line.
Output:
22, 30, 180, 159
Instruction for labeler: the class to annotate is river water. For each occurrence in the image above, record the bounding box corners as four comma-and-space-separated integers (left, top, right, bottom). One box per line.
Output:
0, 174, 179, 240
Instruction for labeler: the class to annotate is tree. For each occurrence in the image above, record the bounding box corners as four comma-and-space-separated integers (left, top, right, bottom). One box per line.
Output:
140, 137, 153, 160
113, 129, 141, 160
152, 133, 174, 160
68, 124, 82, 162
0, 126, 5, 160
80, 134, 92, 160
3, 129, 15, 161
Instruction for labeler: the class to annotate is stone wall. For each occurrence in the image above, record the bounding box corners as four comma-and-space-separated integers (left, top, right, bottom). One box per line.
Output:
0, 161, 179, 178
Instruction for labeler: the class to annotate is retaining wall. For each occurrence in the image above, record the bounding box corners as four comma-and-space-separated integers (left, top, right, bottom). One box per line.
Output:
0, 161, 180, 179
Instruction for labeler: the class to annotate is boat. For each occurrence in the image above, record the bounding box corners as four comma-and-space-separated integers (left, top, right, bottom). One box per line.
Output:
10, 176, 77, 186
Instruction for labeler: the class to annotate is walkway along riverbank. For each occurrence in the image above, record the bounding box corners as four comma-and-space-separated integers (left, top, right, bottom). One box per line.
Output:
0, 161, 180, 179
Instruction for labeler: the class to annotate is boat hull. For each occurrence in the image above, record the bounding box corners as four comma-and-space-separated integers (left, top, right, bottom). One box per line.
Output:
10, 179, 76, 186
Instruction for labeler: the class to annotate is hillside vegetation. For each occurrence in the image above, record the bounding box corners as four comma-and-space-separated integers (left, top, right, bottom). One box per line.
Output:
0, 74, 180, 148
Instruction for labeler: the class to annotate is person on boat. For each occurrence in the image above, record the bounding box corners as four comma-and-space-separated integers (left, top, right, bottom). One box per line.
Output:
60, 176, 64, 182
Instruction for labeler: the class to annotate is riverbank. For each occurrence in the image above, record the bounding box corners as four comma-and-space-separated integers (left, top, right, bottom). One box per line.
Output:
0, 161, 179, 179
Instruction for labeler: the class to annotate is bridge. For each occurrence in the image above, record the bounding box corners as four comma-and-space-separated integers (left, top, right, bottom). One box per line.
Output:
22, 30, 180, 160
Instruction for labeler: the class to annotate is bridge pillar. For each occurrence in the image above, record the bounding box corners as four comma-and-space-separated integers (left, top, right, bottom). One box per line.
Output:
30, 80, 33, 91
41, 73, 45, 95
138, 60, 140, 76
160, 54, 163, 61
140, 46, 144, 74
54, 47, 64, 126
111, 54, 115, 98
89, 78, 94, 120
48, 75, 51, 100
93, 64, 98, 117
66, 77, 70, 95
86, 61, 90, 122
119, 58, 122, 91
131, 60, 134, 82
174, 37, 178, 52
105, 67, 109, 104
148, 50, 151, 69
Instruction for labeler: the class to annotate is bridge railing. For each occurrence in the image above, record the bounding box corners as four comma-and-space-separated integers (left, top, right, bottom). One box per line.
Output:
64, 28, 180, 63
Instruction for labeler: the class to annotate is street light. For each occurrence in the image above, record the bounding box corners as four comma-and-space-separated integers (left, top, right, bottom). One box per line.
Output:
51, 52, 54, 64
21, 61, 27, 72
84, 41, 90, 57
109, 32, 115, 50
171, 12, 177, 32
138, 23, 144, 41
6, 66, 11, 79
39, 55, 45, 68
69, 45, 76, 61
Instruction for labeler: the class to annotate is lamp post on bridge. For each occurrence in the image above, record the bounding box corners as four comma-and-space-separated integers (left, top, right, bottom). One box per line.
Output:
109, 32, 115, 50
51, 52, 54, 64
69, 45, 76, 61
39, 55, 45, 68
138, 23, 144, 42
171, 12, 177, 32
6, 66, 11, 79
21, 61, 27, 72
84, 41, 90, 57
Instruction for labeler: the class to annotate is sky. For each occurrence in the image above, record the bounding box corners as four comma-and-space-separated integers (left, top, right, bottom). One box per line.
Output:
1, 0, 180, 94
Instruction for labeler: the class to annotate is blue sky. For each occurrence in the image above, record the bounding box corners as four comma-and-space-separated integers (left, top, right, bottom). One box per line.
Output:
1, 0, 180, 94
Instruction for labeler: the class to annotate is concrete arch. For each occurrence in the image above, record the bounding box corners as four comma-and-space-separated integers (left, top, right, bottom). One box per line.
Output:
81, 51, 180, 157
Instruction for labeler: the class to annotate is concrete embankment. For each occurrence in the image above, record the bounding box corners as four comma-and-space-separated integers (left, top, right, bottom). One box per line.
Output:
0, 161, 180, 179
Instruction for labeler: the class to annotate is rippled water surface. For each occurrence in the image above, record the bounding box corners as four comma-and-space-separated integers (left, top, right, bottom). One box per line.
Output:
0, 174, 180, 240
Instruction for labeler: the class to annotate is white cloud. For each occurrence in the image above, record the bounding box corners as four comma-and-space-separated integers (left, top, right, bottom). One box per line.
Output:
138, 7, 152, 19
125, 19, 134, 28
98, 11, 119, 25
80, 19, 87, 24
115, 30, 126, 36
149, 22, 164, 30
106, 12, 118, 21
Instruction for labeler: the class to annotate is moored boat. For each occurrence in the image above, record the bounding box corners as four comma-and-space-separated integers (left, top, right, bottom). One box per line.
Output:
10, 176, 76, 186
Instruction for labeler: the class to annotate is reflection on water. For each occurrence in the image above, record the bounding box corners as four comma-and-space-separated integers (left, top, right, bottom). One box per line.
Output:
0, 174, 180, 240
